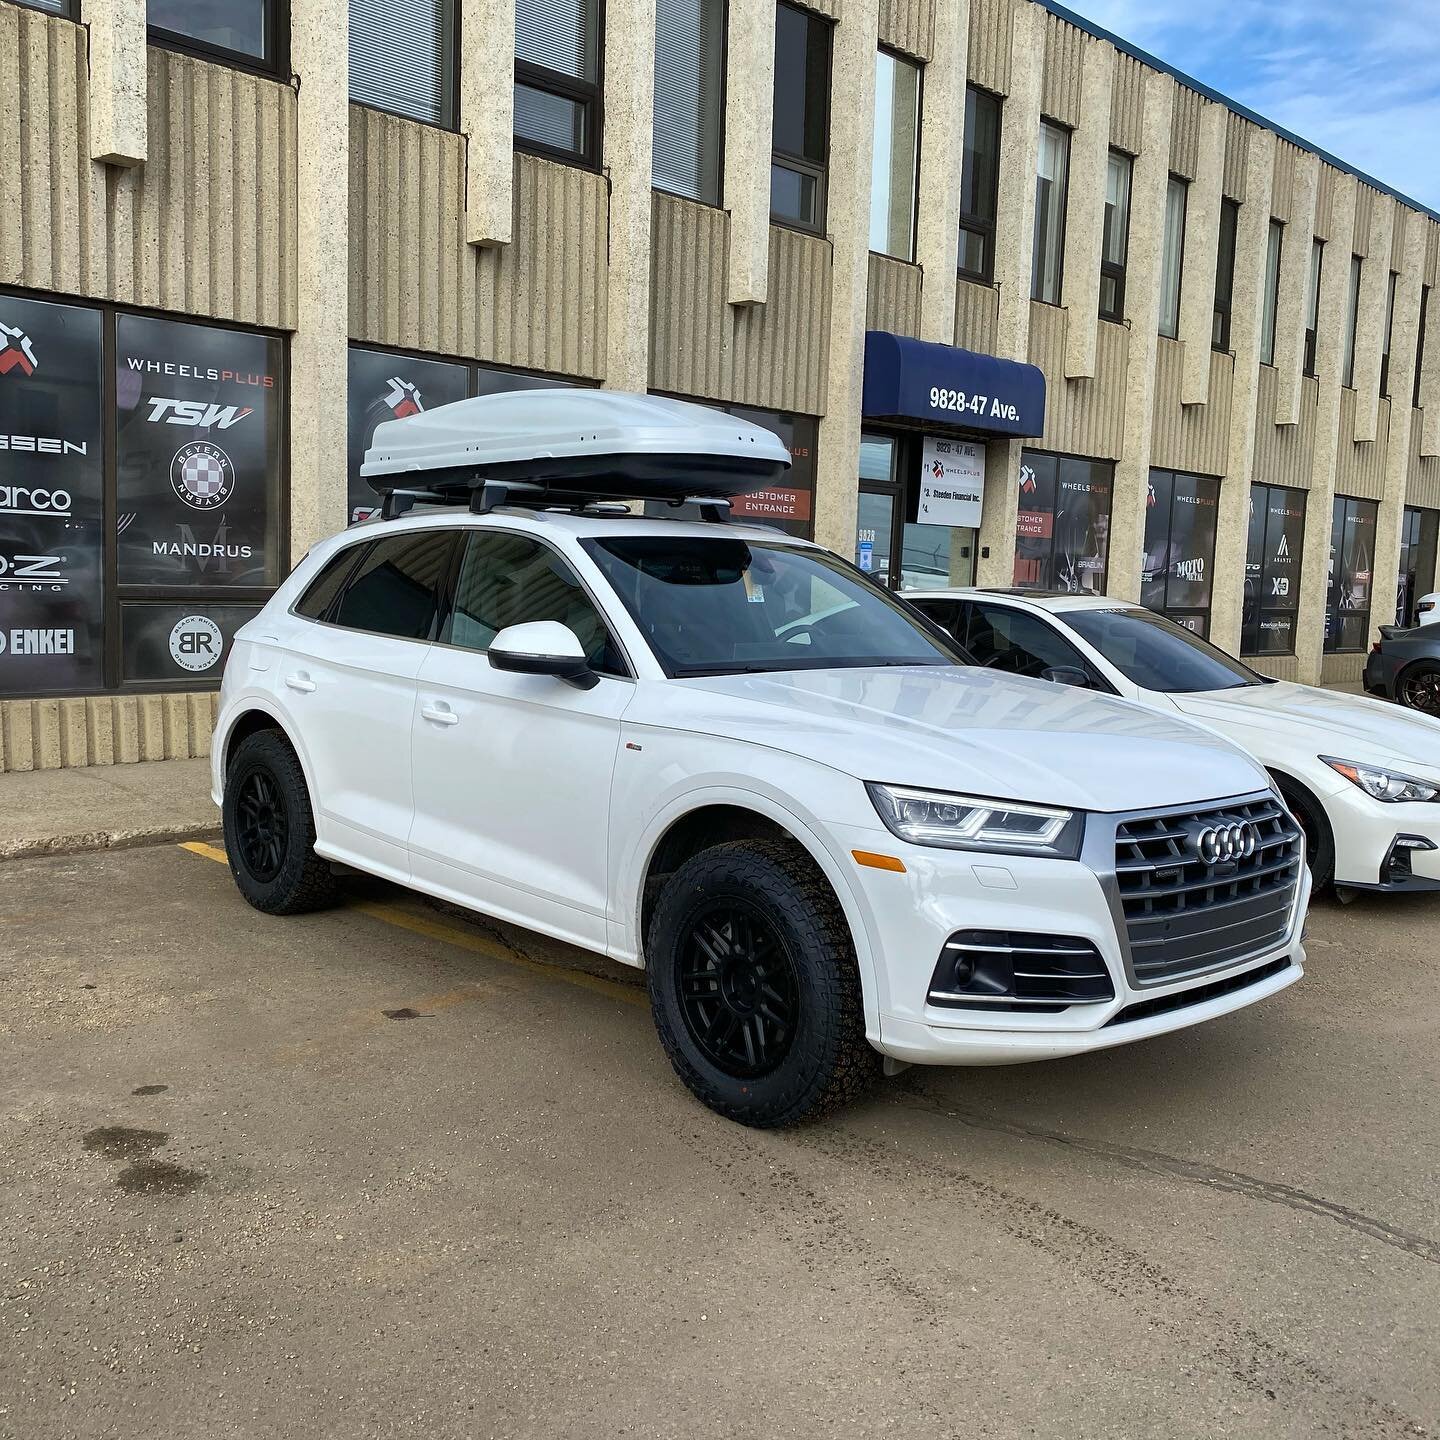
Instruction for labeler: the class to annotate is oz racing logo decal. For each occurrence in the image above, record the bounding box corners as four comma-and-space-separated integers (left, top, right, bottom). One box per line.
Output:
0, 320, 38, 378
171, 441, 235, 511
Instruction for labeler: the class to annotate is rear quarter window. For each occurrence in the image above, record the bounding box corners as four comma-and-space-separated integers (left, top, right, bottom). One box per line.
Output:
294, 545, 367, 621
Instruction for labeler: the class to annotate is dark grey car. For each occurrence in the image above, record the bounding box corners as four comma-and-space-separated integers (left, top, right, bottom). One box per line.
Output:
1364, 625, 1440, 714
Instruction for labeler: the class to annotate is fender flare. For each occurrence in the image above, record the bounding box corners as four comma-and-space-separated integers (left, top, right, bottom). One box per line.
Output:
215, 699, 323, 825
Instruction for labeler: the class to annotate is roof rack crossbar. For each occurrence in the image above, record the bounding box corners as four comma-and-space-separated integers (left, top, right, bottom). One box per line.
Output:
470, 478, 544, 514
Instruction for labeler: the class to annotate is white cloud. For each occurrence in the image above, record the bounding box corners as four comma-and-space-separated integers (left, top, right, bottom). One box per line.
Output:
1059, 0, 1440, 211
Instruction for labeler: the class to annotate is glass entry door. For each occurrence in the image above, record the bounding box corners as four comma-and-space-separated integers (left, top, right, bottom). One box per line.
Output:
856, 485, 901, 584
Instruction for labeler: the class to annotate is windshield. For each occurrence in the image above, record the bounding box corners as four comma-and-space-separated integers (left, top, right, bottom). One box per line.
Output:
1063, 607, 1270, 693
583, 536, 970, 677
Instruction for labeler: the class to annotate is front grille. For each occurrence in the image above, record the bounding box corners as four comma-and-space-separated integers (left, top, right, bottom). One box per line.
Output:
1104, 957, 1293, 1027
1115, 795, 1302, 986
928, 930, 1115, 1011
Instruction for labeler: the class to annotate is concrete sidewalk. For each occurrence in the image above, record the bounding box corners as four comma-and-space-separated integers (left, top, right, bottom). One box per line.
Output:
0, 757, 219, 861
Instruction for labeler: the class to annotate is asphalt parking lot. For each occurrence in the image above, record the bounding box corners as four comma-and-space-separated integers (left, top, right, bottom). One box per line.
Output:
2, 841, 1437, 1439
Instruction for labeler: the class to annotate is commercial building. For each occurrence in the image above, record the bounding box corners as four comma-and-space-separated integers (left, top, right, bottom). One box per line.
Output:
2, 0, 1439, 771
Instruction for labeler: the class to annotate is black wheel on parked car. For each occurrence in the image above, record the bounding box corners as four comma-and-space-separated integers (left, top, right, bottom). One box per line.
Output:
1397, 661, 1440, 716
222, 729, 339, 916
646, 838, 879, 1127
1272, 775, 1334, 892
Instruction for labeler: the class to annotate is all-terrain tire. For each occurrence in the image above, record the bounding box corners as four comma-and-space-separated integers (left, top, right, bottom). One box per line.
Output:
646, 838, 879, 1127
1273, 774, 1335, 892
222, 729, 340, 915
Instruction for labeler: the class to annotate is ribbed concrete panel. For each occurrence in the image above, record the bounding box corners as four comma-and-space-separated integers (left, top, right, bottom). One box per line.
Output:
1428, 222, 1440, 286
0, 693, 220, 772
1334, 391, 1389, 500
879, 0, 935, 62
349, 107, 607, 378
0, 15, 296, 328
1168, 85, 1201, 180
1353, 185, 1376, 256
1320, 653, 1365, 686
967, 0, 1012, 95
1040, 11, 1083, 126
1271, 143, 1296, 225
953, 279, 998, 354
1149, 339, 1232, 476
1222, 113, 1251, 201
1253, 368, 1319, 487
1314, 164, 1336, 243
1408, 418, 1440, 509
866, 254, 922, 337
649, 194, 830, 414
1108, 52, 1145, 155
800, 0, 838, 18
1027, 304, 1128, 460
1247, 653, 1302, 683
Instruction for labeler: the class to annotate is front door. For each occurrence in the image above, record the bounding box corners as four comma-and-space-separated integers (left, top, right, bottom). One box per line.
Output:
408, 529, 636, 951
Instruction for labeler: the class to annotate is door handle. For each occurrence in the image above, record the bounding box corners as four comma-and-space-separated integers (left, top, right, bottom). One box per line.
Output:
285, 672, 316, 694
421, 702, 459, 727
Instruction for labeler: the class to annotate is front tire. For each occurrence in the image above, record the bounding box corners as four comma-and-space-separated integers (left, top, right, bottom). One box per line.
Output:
1273, 775, 1334, 892
646, 839, 879, 1127
1397, 660, 1440, 715
222, 729, 339, 915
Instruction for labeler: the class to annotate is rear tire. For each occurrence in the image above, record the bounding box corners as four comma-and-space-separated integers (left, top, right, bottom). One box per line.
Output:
646, 838, 879, 1127
1397, 661, 1440, 716
1272, 775, 1334, 892
222, 729, 339, 915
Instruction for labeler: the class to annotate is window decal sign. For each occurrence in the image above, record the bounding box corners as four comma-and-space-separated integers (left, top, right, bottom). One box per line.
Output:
120, 602, 261, 683
0, 297, 104, 697
1012, 452, 1112, 593
919, 436, 985, 528
116, 314, 281, 588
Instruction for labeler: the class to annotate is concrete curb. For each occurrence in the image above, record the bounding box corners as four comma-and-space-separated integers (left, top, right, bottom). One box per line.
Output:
0, 823, 224, 864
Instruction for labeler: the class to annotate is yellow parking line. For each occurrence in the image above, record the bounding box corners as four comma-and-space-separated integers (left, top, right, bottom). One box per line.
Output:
178, 841, 646, 1009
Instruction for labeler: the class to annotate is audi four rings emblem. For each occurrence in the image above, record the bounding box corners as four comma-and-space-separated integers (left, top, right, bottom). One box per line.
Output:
1193, 821, 1259, 865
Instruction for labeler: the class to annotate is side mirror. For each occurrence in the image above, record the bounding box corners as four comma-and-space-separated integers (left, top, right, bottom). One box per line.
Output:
1041, 665, 1091, 689
488, 621, 598, 690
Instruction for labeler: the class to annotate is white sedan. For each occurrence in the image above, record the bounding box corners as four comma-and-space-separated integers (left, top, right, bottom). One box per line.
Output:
904, 587, 1440, 895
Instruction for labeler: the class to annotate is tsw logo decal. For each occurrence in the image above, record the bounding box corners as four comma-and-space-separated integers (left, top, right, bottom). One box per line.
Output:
0, 321, 38, 378
146, 398, 254, 430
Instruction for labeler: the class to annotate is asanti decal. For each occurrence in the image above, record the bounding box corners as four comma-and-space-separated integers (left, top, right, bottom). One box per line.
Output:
0, 435, 88, 456
1276, 533, 1291, 560
170, 442, 235, 511
124, 357, 274, 388
0, 321, 39, 378
0, 485, 73, 517
0, 553, 68, 590
146, 398, 255, 430
0, 628, 75, 656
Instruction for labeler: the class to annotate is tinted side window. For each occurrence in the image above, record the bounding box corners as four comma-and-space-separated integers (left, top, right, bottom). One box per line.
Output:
967, 603, 1087, 678
445, 531, 626, 676
295, 545, 366, 621
331, 531, 454, 640
910, 598, 962, 636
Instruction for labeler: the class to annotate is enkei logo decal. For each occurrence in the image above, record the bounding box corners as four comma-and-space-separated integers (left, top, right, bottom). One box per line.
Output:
0, 320, 38, 378
0, 485, 72, 517
0, 628, 75, 656
169, 615, 223, 672
147, 397, 255, 430
170, 442, 235, 511
383, 377, 424, 419
0, 553, 68, 589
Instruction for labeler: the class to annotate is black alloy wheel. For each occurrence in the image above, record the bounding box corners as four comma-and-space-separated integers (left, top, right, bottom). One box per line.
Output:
677, 901, 801, 1079
235, 768, 289, 884
1398, 662, 1440, 715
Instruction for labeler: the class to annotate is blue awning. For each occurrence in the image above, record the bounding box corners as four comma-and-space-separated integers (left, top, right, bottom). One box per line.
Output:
861, 331, 1047, 439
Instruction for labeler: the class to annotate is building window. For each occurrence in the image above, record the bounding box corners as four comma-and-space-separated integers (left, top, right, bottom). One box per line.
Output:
1398, 506, 1439, 626
1242, 484, 1306, 655
1158, 177, 1186, 339
1031, 122, 1069, 304
957, 86, 1001, 284
1142, 469, 1221, 636
1261, 219, 1283, 366
1342, 254, 1363, 389
1303, 239, 1323, 378
1380, 270, 1398, 398
147, 0, 281, 71
350, 0, 455, 127
515, 0, 601, 166
1212, 198, 1239, 352
1417, 286, 1431, 410
1326, 495, 1378, 652
652, 0, 724, 205
12, 0, 75, 14
869, 50, 921, 260
1099, 150, 1131, 322
770, 3, 831, 232
1012, 451, 1113, 594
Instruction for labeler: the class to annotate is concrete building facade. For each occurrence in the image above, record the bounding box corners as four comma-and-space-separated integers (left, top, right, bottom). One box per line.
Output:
3, 0, 1440, 770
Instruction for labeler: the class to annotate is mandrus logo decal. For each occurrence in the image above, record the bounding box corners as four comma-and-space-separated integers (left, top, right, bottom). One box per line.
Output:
0, 320, 38, 378
170, 441, 235, 511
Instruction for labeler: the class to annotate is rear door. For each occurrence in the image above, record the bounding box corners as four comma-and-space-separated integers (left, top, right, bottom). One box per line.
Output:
280, 526, 456, 877
408, 529, 636, 949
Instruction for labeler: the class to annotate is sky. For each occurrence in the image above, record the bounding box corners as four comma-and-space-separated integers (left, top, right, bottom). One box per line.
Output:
1056, 0, 1440, 214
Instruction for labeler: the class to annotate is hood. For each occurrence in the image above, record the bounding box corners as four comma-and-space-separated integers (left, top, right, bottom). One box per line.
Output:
646, 666, 1270, 813
1172, 681, 1440, 779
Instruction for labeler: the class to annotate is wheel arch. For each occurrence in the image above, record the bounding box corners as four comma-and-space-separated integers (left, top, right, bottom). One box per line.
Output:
218, 703, 319, 812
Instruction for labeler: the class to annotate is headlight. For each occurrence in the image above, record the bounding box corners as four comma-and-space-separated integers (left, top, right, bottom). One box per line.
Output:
866, 783, 1083, 858
1321, 756, 1440, 803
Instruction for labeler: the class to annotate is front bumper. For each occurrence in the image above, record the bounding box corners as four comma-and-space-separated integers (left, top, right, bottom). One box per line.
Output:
1363, 651, 1399, 698
1330, 789, 1440, 890
832, 798, 1309, 1068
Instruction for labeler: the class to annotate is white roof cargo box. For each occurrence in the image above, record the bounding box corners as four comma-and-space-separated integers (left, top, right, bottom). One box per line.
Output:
360, 389, 791, 501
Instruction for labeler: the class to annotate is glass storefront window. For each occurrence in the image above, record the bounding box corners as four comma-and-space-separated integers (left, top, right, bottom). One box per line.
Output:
1012, 451, 1112, 593
1325, 495, 1378, 652
1397, 506, 1439, 626
1241, 483, 1306, 655
1141, 469, 1221, 636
